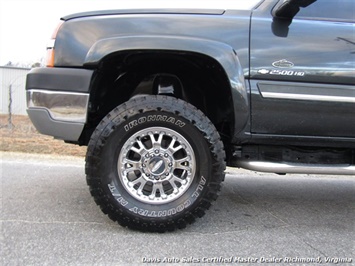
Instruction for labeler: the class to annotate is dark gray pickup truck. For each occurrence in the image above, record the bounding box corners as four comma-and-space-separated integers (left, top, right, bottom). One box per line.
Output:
26, 0, 355, 232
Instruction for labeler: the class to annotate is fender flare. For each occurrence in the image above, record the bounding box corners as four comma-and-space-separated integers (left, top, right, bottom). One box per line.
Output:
85, 35, 249, 135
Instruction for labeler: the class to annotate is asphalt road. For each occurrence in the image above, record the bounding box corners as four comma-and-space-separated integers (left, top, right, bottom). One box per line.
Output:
1, 152, 354, 265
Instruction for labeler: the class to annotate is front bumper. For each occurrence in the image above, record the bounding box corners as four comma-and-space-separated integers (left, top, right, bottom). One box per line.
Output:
26, 67, 93, 141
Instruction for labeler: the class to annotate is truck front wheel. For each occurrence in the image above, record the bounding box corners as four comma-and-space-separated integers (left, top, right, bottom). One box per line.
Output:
85, 95, 225, 232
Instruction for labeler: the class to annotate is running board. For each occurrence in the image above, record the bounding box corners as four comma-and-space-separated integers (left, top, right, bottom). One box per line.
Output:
236, 160, 355, 175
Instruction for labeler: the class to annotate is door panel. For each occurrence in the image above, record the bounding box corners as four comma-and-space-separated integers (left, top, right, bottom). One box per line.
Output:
250, 80, 355, 137
250, 0, 355, 137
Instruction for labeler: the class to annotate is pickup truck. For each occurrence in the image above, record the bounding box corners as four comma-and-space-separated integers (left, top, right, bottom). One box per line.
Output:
26, 0, 355, 232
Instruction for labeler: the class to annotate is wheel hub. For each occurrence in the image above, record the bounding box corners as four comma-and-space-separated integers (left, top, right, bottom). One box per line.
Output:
143, 151, 173, 180
118, 127, 196, 204
149, 157, 166, 175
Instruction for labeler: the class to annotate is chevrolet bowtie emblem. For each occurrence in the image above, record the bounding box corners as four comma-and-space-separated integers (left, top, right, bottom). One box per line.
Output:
258, 69, 270, 74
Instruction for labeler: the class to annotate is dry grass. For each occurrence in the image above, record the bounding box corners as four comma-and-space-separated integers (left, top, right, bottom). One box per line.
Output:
0, 114, 86, 157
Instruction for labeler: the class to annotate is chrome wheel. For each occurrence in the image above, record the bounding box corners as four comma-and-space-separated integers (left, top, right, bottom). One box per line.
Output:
118, 127, 196, 204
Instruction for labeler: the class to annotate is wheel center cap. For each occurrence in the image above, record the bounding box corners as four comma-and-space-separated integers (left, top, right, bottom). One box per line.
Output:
148, 157, 166, 175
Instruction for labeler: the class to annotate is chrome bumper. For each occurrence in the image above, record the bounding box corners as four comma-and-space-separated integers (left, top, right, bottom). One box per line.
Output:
27, 90, 89, 123
26, 67, 93, 141
27, 90, 89, 141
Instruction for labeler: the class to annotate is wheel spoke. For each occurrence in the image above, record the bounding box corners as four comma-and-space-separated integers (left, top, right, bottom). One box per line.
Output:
130, 139, 146, 155
149, 132, 164, 148
129, 176, 145, 187
123, 159, 140, 170
136, 181, 146, 196
173, 157, 191, 172
168, 177, 180, 194
157, 183, 168, 199
171, 174, 188, 185
167, 137, 183, 154
150, 183, 167, 200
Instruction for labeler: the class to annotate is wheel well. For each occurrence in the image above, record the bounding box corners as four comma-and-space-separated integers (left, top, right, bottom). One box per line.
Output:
81, 50, 234, 145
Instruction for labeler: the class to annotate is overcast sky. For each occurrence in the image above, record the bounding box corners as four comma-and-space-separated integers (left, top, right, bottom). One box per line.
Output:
0, 0, 255, 66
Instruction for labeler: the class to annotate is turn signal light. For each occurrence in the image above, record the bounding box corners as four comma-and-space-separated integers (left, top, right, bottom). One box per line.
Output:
46, 21, 64, 67
46, 48, 55, 68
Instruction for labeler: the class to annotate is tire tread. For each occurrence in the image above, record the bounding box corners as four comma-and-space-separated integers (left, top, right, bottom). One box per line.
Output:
86, 96, 225, 232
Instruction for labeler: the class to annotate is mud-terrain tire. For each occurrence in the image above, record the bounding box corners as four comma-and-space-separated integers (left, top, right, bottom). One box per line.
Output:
85, 95, 225, 232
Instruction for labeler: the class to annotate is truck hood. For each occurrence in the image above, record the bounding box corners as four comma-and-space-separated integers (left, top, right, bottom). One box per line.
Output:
62, 9, 224, 21
62, 0, 261, 21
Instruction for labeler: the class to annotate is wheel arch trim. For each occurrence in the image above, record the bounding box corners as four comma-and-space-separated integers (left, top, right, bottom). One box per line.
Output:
85, 35, 249, 137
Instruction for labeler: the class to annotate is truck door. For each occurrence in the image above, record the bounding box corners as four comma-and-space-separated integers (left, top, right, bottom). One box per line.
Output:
249, 0, 355, 138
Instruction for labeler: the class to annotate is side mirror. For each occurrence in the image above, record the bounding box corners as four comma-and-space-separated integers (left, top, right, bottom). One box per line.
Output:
271, 0, 317, 37
271, 18, 291, 37
272, 0, 300, 19
272, 0, 317, 20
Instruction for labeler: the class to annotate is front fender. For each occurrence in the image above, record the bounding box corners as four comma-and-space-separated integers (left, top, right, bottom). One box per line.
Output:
85, 35, 249, 135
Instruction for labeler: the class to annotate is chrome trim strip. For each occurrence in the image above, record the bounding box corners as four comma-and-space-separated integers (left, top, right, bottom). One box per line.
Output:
261, 92, 355, 103
237, 160, 355, 175
258, 82, 355, 103
27, 89, 89, 123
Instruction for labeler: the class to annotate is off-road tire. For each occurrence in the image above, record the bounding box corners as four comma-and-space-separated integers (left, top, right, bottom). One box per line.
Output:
85, 95, 225, 232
